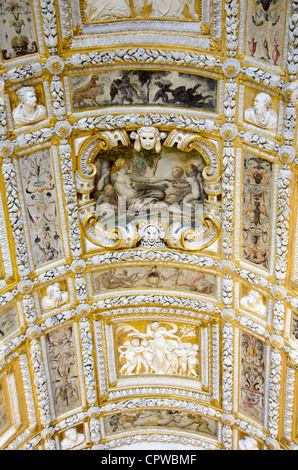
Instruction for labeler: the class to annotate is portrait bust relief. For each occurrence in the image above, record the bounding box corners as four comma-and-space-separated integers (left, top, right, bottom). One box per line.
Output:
244, 92, 277, 130
12, 86, 47, 127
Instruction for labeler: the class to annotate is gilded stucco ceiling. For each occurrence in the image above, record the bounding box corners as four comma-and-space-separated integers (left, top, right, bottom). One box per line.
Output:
0, 0, 297, 451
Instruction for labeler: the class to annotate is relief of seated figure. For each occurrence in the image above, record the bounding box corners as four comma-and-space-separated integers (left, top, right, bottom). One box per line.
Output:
240, 289, 266, 316
148, 0, 198, 18
12, 86, 47, 127
84, 0, 131, 20
41, 283, 68, 311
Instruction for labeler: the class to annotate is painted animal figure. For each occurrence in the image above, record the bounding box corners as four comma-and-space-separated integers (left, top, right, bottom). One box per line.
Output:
72, 75, 104, 107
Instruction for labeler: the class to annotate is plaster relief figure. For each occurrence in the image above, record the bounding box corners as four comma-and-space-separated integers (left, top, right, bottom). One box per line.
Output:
240, 290, 266, 316
244, 92, 277, 130
148, 0, 198, 18
117, 321, 199, 377
239, 436, 259, 450
138, 222, 166, 247
12, 86, 46, 127
41, 283, 68, 311
130, 126, 167, 152
61, 427, 85, 450
84, 0, 131, 20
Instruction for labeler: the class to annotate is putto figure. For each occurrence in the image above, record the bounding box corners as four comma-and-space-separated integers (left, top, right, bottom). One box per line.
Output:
60, 427, 85, 450
244, 92, 277, 130
240, 289, 266, 316
41, 283, 68, 311
12, 86, 46, 127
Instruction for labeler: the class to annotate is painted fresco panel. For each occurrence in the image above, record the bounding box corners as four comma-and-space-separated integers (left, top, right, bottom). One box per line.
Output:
46, 326, 80, 416
0, 0, 38, 61
92, 265, 216, 295
70, 70, 217, 112
0, 304, 18, 339
19, 149, 63, 267
245, 0, 287, 67
105, 409, 217, 438
240, 332, 265, 423
291, 313, 298, 342
115, 320, 201, 378
241, 153, 272, 270
0, 383, 9, 435
93, 145, 205, 229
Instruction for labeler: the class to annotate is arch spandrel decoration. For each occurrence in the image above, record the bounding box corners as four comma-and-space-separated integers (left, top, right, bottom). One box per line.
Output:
76, 127, 221, 252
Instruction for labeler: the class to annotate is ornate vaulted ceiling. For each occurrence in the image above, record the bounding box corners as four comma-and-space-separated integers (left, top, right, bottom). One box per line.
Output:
0, 0, 297, 451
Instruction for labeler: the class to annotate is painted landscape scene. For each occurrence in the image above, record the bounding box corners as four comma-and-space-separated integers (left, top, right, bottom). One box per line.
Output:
71, 70, 217, 112
92, 144, 205, 230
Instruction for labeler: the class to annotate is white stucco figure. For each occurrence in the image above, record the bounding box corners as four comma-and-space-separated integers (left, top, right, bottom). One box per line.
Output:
84, 0, 131, 20
138, 222, 166, 247
240, 290, 266, 316
117, 322, 199, 377
148, 0, 198, 18
244, 92, 277, 130
239, 436, 259, 450
130, 126, 167, 152
61, 427, 85, 450
12, 86, 46, 127
41, 283, 68, 311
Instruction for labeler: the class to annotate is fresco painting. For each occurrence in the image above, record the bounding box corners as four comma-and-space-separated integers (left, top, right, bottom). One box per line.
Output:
92, 265, 216, 295
0, 304, 18, 339
19, 149, 64, 267
0, 383, 9, 435
245, 0, 286, 67
93, 145, 205, 229
115, 320, 200, 377
105, 409, 217, 438
0, 0, 38, 60
291, 313, 298, 342
241, 153, 272, 270
46, 326, 80, 416
70, 70, 217, 112
240, 332, 265, 423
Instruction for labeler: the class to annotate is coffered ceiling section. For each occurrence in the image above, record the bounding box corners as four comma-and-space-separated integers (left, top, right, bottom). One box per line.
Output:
0, 0, 297, 451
